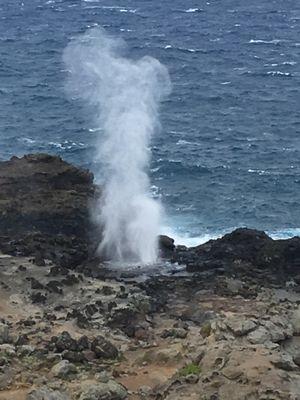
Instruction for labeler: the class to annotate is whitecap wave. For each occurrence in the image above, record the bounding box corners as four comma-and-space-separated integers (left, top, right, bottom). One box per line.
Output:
176, 139, 193, 145
18, 137, 36, 144
119, 8, 137, 13
162, 226, 222, 247
282, 61, 297, 66
249, 39, 284, 45
267, 71, 292, 77
268, 229, 300, 239
184, 8, 201, 13
162, 226, 300, 248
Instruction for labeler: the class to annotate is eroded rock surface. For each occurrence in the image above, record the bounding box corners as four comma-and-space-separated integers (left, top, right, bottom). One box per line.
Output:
0, 154, 99, 266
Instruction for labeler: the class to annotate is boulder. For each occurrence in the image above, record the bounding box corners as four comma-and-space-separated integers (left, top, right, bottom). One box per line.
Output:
52, 331, 78, 353
26, 387, 70, 400
225, 317, 257, 337
0, 153, 99, 266
159, 235, 175, 257
91, 336, 118, 359
79, 380, 127, 400
51, 360, 77, 378
171, 228, 300, 281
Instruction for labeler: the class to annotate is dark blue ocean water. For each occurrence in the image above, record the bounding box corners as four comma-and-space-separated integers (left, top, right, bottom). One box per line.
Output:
1, 0, 300, 243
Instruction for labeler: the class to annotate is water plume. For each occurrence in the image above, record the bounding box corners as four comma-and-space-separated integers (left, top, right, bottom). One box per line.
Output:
63, 28, 171, 264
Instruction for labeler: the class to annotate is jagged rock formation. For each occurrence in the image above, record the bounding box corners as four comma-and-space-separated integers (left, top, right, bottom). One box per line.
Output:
0, 153, 100, 267
169, 228, 300, 283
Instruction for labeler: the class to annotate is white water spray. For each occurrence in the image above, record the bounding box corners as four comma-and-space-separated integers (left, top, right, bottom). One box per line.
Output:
63, 28, 171, 264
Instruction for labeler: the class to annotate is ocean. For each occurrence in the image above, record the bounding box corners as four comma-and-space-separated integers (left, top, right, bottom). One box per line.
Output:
1, 0, 300, 245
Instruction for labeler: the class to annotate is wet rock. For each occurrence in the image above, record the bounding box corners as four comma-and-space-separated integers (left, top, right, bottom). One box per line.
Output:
27, 386, 70, 400
159, 235, 175, 257
91, 336, 118, 359
171, 228, 300, 282
79, 380, 127, 400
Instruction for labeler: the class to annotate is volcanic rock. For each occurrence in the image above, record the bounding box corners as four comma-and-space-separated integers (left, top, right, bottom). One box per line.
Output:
171, 228, 300, 282
79, 380, 127, 400
0, 153, 99, 266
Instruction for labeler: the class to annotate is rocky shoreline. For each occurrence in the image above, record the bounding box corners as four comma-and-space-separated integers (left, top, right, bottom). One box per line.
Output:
1, 154, 300, 400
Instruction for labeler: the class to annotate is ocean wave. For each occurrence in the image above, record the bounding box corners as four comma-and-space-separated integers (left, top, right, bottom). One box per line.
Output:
176, 139, 194, 145
162, 226, 222, 247
18, 137, 36, 145
282, 61, 297, 66
184, 8, 202, 13
268, 229, 300, 240
248, 169, 269, 175
267, 71, 292, 77
163, 227, 300, 247
88, 127, 101, 132
249, 39, 284, 45
164, 45, 203, 53
48, 141, 85, 150
240, 70, 292, 78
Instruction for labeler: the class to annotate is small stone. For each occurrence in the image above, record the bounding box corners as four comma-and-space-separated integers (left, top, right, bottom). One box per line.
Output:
184, 373, 199, 384
139, 385, 153, 397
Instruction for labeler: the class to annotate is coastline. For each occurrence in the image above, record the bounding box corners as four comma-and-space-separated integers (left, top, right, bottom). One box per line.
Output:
1, 154, 300, 399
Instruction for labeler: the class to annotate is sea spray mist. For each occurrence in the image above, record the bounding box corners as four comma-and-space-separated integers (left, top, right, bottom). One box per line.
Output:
63, 28, 171, 264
